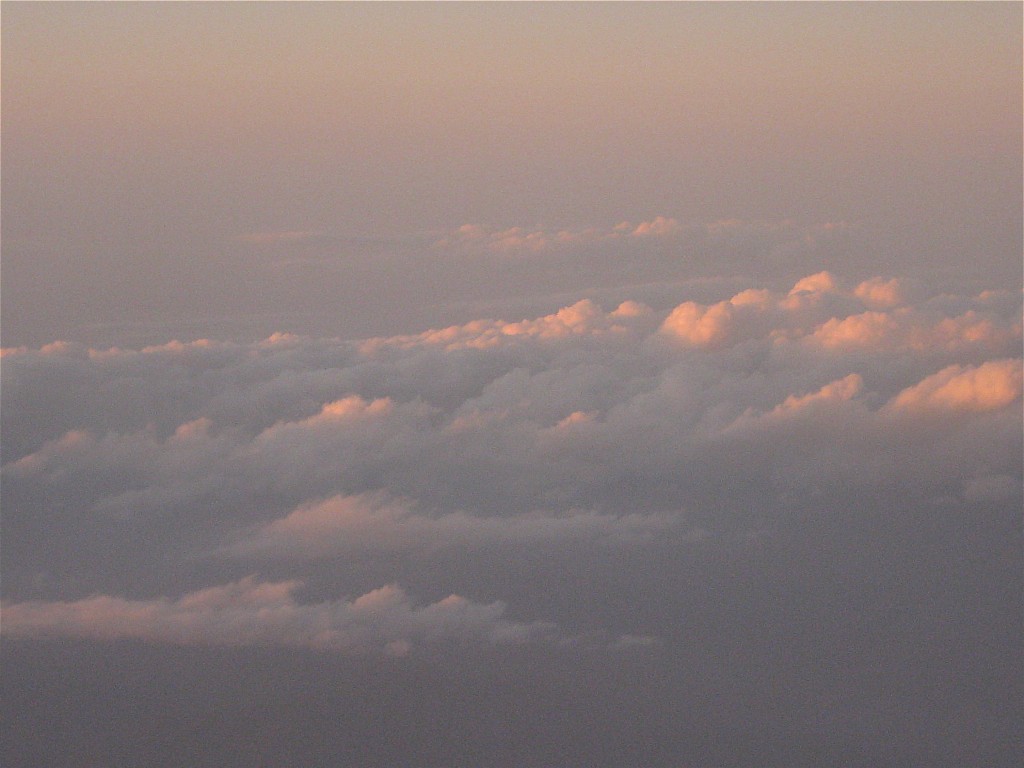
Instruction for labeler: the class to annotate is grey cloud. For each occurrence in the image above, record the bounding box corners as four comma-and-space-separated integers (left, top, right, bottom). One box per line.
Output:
2, 271, 1021, 768
3, 273, 1019, 602
219, 492, 689, 561
1, 576, 558, 655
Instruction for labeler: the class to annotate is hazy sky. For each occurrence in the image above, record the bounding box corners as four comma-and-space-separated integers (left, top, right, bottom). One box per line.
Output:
2, 3, 1022, 767
3, 1, 1020, 345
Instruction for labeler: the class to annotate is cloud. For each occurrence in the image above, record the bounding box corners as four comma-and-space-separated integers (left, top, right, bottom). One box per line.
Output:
221, 492, 687, 560
650, 272, 1020, 354
809, 311, 899, 349
3, 272, 1020, 630
630, 216, 681, 237
885, 359, 1022, 415
358, 298, 657, 354
0, 577, 557, 655
788, 270, 838, 296
660, 301, 736, 348
430, 215, 685, 256
432, 223, 568, 255
429, 216, 834, 259
854, 277, 905, 309
807, 308, 1018, 352
770, 373, 864, 416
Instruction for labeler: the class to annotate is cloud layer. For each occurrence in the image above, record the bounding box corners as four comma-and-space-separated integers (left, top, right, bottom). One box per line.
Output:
1, 577, 554, 656
2, 271, 1020, 655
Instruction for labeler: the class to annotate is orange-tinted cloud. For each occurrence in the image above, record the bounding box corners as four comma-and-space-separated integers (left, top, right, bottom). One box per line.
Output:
660, 301, 735, 348
854, 277, 905, 309
886, 359, 1022, 414
630, 216, 681, 237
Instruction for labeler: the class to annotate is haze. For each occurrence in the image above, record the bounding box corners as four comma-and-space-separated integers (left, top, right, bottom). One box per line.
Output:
2, 3, 1021, 767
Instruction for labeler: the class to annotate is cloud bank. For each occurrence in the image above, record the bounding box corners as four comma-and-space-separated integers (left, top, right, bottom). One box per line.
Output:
0, 577, 565, 655
1, 577, 555, 656
2, 271, 1020, 655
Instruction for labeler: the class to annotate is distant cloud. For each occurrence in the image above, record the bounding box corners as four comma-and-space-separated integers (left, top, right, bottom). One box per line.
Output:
431, 215, 685, 255
0, 577, 557, 655
235, 230, 328, 246
221, 492, 686, 560
432, 222, 607, 255
629, 216, 681, 237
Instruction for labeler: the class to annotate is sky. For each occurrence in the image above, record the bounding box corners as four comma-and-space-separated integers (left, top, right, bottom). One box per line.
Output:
2, 3, 1022, 767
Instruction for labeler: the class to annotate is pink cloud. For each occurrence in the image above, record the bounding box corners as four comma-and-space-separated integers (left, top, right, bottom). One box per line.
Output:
808, 308, 1020, 353
254, 396, 396, 443
630, 216, 680, 237
789, 271, 838, 296
359, 299, 655, 354
854, 277, 905, 309
810, 311, 900, 349
222, 492, 685, 559
660, 301, 735, 348
886, 359, 1023, 415
772, 374, 864, 415
0, 576, 557, 654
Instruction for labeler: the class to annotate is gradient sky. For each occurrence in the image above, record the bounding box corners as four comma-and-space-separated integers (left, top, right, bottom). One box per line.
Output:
3, 1, 1020, 346
2, 4, 1022, 767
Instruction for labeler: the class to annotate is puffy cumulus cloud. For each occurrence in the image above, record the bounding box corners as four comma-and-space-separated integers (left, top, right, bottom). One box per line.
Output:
660, 301, 735, 349
854, 277, 905, 309
3, 272, 1020, 626
657, 273, 843, 349
771, 374, 864, 416
359, 299, 657, 354
721, 374, 868, 438
498, 300, 620, 340
885, 360, 1023, 415
221, 492, 686, 560
807, 307, 1019, 353
653, 272, 1020, 355
657, 292, 791, 350
257, 395, 397, 436
809, 311, 899, 349
789, 271, 839, 296
0, 576, 557, 655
